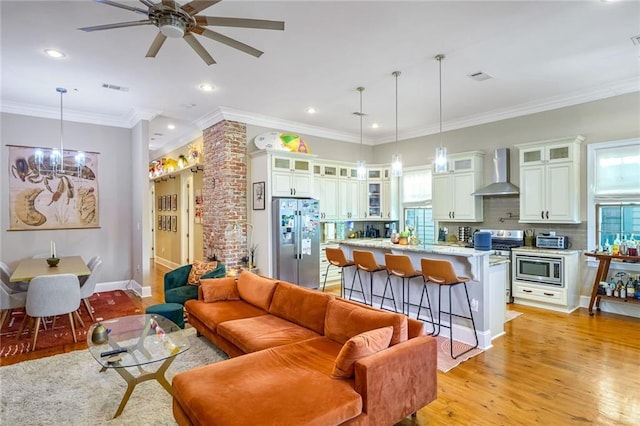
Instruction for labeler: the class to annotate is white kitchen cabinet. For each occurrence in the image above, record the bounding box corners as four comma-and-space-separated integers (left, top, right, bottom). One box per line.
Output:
271, 154, 313, 197
319, 243, 342, 288
431, 151, 484, 222
516, 136, 583, 223
313, 176, 339, 220
338, 178, 365, 219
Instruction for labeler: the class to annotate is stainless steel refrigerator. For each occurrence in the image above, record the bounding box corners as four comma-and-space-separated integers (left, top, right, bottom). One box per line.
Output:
272, 197, 320, 289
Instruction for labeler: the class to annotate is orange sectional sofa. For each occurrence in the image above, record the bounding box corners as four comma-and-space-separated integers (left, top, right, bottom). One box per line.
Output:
173, 271, 438, 426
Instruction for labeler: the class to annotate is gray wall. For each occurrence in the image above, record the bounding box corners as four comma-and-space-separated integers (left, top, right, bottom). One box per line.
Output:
1, 112, 135, 286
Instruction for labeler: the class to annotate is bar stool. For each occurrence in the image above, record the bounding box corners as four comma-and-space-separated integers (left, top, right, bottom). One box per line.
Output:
322, 247, 356, 297
420, 258, 479, 359
383, 254, 423, 314
352, 250, 387, 306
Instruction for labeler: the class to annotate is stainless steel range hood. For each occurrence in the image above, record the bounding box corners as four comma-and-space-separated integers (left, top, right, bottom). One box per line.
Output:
472, 148, 520, 196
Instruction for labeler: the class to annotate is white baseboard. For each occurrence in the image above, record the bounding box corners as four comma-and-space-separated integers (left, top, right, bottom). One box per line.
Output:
154, 257, 182, 270
579, 295, 640, 318
95, 280, 152, 298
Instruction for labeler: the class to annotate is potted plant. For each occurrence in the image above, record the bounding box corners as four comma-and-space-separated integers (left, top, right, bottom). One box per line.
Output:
398, 231, 410, 245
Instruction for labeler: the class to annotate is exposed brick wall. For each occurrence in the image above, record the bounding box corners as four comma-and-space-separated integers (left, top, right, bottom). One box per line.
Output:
202, 120, 247, 269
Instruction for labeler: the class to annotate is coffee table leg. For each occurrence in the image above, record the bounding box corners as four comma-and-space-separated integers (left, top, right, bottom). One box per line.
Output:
109, 356, 177, 418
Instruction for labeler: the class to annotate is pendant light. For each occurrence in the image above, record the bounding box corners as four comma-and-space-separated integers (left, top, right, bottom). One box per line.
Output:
34, 87, 86, 176
354, 86, 367, 181
434, 54, 448, 173
391, 70, 403, 177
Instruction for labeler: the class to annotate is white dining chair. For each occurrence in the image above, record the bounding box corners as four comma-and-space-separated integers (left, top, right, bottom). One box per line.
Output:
79, 258, 102, 322
1, 281, 27, 329
24, 274, 83, 350
79, 256, 101, 286
0, 261, 29, 292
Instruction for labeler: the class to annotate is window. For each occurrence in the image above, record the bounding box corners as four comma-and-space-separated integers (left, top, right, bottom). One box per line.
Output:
401, 166, 434, 243
588, 139, 640, 265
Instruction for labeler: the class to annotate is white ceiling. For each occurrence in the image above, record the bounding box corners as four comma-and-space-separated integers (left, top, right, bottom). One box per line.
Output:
1, 0, 639, 156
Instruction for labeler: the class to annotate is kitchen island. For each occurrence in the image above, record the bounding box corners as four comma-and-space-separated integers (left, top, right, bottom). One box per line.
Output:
338, 239, 508, 350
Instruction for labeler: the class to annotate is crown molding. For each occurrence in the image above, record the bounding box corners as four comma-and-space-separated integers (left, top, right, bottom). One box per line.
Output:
0, 100, 160, 128
196, 106, 375, 145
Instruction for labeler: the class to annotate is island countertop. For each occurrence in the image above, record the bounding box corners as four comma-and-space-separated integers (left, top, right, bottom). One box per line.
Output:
336, 239, 493, 258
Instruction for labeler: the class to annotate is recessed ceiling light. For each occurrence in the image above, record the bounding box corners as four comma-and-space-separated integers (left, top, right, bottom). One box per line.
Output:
44, 49, 65, 59
199, 84, 214, 92
167, 124, 176, 130
306, 107, 316, 114
371, 123, 379, 129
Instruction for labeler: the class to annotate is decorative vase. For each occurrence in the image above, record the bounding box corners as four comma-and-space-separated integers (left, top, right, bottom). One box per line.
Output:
91, 323, 109, 344
46, 257, 60, 267
398, 236, 409, 245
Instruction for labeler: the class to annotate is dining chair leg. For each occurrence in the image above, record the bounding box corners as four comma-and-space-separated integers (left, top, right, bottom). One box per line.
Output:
32, 317, 41, 350
51, 315, 57, 330
0, 309, 9, 329
82, 298, 95, 322
16, 315, 30, 339
68, 313, 78, 343
73, 310, 85, 328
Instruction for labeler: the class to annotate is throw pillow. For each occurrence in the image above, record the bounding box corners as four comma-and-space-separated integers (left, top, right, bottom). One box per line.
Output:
200, 277, 240, 302
331, 326, 393, 379
187, 260, 218, 285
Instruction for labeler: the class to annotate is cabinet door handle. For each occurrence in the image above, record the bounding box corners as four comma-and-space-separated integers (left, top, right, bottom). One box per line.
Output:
541, 211, 544, 219
523, 289, 533, 293
543, 292, 554, 297
545, 211, 549, 219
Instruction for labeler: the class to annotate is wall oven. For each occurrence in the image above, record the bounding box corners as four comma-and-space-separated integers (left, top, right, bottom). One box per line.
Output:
514, 253, 564, 287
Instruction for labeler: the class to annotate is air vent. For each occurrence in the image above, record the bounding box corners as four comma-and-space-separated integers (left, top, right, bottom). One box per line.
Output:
101, 83, 130, 92
153, 132, 164, 137
632, 35, 640, 46
468, 71, 493, 82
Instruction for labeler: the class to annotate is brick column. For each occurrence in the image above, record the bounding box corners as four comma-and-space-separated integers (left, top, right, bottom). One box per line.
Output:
202, 120, 247, 269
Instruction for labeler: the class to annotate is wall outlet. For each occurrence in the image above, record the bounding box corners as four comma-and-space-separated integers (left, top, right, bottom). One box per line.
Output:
471, 299, 479, 312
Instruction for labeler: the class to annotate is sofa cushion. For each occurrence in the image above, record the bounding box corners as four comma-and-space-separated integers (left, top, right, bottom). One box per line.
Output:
187, 260, 219, 285
173, 343, 362, 426
324, 298, 408, 346
217, 314, 320, 353
332, 326, 393, 379
200, 277, 240, 302
165, 285, 198, 306
185, 299, 267, 332
268, 281, 333, 335
236, 271, 278, 310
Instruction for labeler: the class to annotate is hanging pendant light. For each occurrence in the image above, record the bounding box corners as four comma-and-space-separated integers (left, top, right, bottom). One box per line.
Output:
391, 70, 403, 177
434, 54, 448, 173
354, 86, 367, 181
34, 87, 86, 176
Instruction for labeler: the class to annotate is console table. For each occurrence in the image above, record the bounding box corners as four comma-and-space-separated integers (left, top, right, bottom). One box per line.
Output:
584, 252, 640, 316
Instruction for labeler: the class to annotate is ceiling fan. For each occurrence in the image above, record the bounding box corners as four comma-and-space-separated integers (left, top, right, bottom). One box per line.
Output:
79, 0, 285, 65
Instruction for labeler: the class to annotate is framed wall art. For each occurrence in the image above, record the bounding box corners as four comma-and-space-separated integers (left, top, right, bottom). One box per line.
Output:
172, 194, 178, 211
158, 215, 162, 229
171, 215, 177, 232
253, 181, 265, 210
8, 144, 100, 230
157, 196, 162, 211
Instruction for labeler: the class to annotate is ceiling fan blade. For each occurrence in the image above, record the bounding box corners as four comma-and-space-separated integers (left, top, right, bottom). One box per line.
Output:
139, 0, 155, 7
161, 0, 177, 9
79, 20, 153, 32
195, 16, 284, 31
183, 34, 216, 65
94, 0, 148, 15
193, 27, 263, 58
181, 1, 222, 15
146, 32, 167, 58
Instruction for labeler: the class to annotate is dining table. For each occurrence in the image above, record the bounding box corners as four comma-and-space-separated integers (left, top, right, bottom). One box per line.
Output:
10, 256, 91, 282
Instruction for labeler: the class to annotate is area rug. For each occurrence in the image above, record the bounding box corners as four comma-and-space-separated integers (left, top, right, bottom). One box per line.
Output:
505, 310, 523, 322
0, 328, 227, 425
435, 335, 484, 373
0, 290, 142, 357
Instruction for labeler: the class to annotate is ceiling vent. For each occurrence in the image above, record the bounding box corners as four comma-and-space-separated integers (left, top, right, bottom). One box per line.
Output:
632, 35, 640, 46
468, 71, 493, 82
101, 83, 129, 92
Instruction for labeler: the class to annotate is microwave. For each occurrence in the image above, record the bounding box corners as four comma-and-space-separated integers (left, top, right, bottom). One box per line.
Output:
514, 253, 564, 287
536, 235, 569, 249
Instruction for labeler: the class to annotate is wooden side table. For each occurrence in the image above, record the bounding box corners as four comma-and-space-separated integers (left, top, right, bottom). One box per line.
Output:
584, 252, 640, 315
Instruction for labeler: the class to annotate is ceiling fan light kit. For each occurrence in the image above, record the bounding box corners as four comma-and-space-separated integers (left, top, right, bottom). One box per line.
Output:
79, 0, 285, 65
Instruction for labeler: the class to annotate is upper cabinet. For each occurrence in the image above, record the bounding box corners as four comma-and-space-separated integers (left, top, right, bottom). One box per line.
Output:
271, 154, 314, 197
432, 151, 484, 222
516, 136, 584, 224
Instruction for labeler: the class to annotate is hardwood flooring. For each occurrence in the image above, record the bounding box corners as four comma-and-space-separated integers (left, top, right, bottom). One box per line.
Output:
2, 264, 639, 425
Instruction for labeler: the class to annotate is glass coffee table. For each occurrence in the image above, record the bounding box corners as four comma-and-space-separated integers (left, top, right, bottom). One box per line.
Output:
87, 314, 190, 418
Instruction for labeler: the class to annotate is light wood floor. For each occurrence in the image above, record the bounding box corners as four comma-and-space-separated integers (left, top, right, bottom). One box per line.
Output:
5, 263, 640, 425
